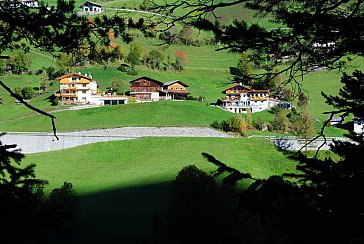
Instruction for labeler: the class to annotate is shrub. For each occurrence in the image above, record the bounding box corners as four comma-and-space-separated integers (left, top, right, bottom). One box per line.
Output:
126, 66, 138, 76
14, 86, 34, 99
253, 117, 265, 130
211, 115, 248, 136
127, 42, 143, 66
51, 95, 59, 106
8, 51, 32, 74
269, 109, 290, 132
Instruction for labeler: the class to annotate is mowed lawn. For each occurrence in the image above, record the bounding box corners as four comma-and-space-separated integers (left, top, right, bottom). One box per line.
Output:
0, 100, 235, 132
23, 137, 296, 242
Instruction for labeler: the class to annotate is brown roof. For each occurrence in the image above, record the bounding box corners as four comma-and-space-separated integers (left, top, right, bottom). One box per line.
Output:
223, 83, 251, 92
163, 80, 189, 87
129, 76, 164, 86
57, 73, 99, 83
80, 1, 102, 7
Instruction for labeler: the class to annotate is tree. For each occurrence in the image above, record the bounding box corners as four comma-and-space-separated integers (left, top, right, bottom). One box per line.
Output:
148, 165, 239, 243
8, 51, 32, 74
146, 49, 164, 69
0, 137, 78, 242
127, 42, 144, 65
178, 25, 195, 45
150, 1, 364, 243
0, 1, 141, 241
173, 50, 188, 71
152, 0, 363, 85
230, 52, 253, 85
298, 92, 309, 109
111, 45, 127, 61
40, 71, 49, 92
14, 86, 34, 100
110, 77, 126, 94
269, 108, 290, 132
56, 53, 73, 73
290, 111, 314, 137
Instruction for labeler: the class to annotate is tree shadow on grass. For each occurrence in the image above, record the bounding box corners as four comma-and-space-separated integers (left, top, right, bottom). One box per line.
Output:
68, 181, 172, 244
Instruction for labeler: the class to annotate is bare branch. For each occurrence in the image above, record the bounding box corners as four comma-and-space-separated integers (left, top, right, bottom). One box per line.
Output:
0, 80, 59, 140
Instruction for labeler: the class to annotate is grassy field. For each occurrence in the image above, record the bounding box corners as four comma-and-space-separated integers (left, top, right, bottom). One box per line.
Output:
0, 100, 233, 131
23, 136, 296, 242
1, 4, 361, 135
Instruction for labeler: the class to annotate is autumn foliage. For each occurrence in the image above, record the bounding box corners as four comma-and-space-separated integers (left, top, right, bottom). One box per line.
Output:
175, 51, 188, 64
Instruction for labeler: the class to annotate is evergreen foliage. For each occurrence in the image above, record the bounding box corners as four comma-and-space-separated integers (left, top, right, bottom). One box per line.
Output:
0, 137, 78, 242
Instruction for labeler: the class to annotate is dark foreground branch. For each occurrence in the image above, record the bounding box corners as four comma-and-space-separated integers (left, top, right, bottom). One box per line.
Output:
0, 80, 59, 140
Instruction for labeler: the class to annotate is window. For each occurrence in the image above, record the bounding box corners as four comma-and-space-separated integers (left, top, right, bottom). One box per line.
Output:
82, 91, 86, 94
83, 84, 86, 87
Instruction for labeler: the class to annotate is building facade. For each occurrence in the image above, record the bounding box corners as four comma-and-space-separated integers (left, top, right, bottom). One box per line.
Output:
222, 84, 272, 113
56, 73, 99, 104
56, 73, 128, 105
129, 77, 190, 102
161, 80, 190, 100
80, 1, 102, 14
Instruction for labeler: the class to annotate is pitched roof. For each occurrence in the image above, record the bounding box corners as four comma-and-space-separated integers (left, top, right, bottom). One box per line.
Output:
57, 73, 98, 82
80, 1, 102, 7
163, 80, 189, 87
222, 83, 251, 92
129, 76, 164, 86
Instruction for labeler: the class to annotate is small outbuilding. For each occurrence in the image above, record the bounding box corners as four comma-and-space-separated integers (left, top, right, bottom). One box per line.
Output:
80, 1, 102, 14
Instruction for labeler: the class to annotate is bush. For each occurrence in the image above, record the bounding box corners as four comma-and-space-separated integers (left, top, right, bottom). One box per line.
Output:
216, 99, 223, 106
211, 115, 248, 136
14, 86, 34, 99
51, 95, 59, 106
126, 67, 138, 76
269, 109, 290, 132
128, 97, 136, 104
253, 117, 265, 130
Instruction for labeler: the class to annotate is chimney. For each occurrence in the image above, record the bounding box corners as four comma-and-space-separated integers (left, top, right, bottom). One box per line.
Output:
89, 75, 92, 79
239, 82, 243, 86
85, 73, 88, 77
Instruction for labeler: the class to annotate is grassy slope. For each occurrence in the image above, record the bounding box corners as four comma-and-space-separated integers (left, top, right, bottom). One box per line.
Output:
23, 137, 296, 242
2, 2, 361, 135
0, 100, 233, 131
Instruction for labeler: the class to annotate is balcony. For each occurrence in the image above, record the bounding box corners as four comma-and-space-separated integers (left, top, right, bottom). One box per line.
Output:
60, 93, 77, 97
250, 97, 268, 101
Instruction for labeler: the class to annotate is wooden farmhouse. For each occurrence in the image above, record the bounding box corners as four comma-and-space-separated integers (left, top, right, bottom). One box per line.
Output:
129, 77, 164, 102
162, 80, 190, 100
129, 76, 190, 102
80, 1, 102, 14
55, 73, 128, 105
222, 83, 274, 113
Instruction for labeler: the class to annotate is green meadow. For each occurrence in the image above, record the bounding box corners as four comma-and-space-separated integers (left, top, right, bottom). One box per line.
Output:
1, 1, 360, 243
23, 137, 296, 242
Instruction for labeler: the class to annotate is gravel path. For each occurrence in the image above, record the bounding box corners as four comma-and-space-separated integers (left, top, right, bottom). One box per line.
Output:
61, 127, 234, 138
2, 127, 234, 153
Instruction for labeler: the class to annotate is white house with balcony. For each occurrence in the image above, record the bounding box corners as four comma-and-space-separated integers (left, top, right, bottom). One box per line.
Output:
56, 73, 99, 104
222, 83, 273, 113
56, 73, 129, 105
